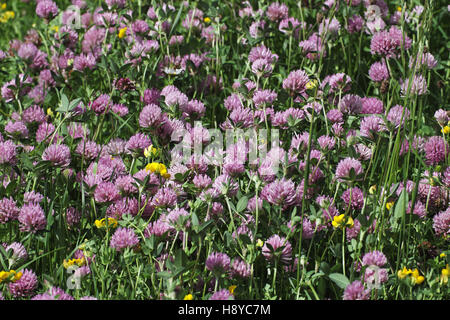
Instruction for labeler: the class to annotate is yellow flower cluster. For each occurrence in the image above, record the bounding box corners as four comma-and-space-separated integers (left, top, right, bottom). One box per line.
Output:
305, 79, 318, 90
442, 126, 450, 135
397, 267, 425, 285
94, 217, 118, 229
441, 264, 450, 285
386, 201, 395, 210
0, 270, 23, 283
145, 162, 170, 179
0, 2, 14, 23
182, 285, 236, 300
47, 108, 54, 117
118, 27, 127, 39
228, 285, 237, 295
63, 257, 86, 269
144, 145, 159, 158
331, 214, 354, 229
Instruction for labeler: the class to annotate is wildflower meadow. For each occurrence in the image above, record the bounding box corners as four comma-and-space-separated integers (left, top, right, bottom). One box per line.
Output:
0, 0, 448, 301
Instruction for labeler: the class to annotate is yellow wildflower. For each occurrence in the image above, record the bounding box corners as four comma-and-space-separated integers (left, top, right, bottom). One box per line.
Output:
0, 270, 22, 283
0, 9, 14, 22
118, 27, 127, 39
204, 17, 211, 23
386, 201, 395, 210
332, 214, 345, 228
397, 6, 402, 12
159, 165, 168, 176
228, 285, 237, 295
429, 177, 436, 186
346, 216, 354, 229
440, 253, 446, 259
161, 172, 171, 179
410, 269, 425, 285
1, 3, 6, 10
13, 271, 23, 281
94, 219, 104, 228
441, 264, 450, 285
398, 267, 424, 285
8, 270, 16, 281
4, 10, 14, 19
151, 146, 159, 156
63, 259, 70, 269
442, 126, 450, 135
63, 259, 77, 269
144, 146, 152, 158
105, 217, 118, 228
369, 185, 377, 195
63, 257, 86, 269
256, 239, 264, 248
50, 25, 59, 33
94, 217, 118, 229
143, 145, 159, 158
0, 270, 9, 282
332, 214, 354, 229
183, 294, 193, 300
414, 275, 425, 285
305, 79, 318, 90
397, 267, 411, 280
47, 108, 54, 117
145, 162, 170, 178
145, 162, 160, 173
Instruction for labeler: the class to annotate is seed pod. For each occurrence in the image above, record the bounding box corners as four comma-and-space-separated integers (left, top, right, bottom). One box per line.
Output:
316, 12, 323, 24
24, 29, 41, 46
380, 79, 389, 94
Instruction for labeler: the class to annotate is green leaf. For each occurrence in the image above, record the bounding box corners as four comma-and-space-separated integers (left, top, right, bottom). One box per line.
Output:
224, 231, 232, 247
320, 262, 330, 275
157, 271, 172, 279
144, 237, 154, 251
57, 93, 69, 113
394, 189, 408, 221
191, 211, 199, 227
156, 242, 165, 256
328, 273, 350, 289
197, 219, 214, 233
68, 97, 82, 111
317, 277, 327, 299
350, 238, 357, 251
290, 206, 297, 220
0, 245, 9, 270
19, 152, 34, 170
227, 201, 236, 213
169, 5, 184, 38
174, 173, 184, 182
236, 196, 248, 213
174, 249, 188, 268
